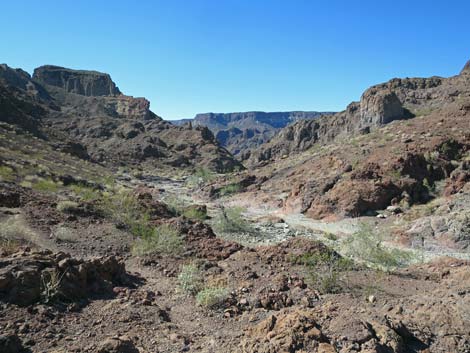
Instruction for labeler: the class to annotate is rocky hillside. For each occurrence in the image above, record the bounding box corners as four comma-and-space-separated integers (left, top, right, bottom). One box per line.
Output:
0, 64, 242, 172
244, 60, 470, 226
173, 111, 332, 157
249, 62, 470, 165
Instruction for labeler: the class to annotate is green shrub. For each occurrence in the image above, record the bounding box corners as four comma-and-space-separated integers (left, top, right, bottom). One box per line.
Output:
163, 194, 186, 215
132, 224, 183, 256
291, 249, 352, 294
341, 223, 414, 271
0, 165, 15, 182
32, 178, 60, 192
178, 264, 204, 295
219, 183, 242, 196
213, 206, 252, 233
182, 206, 207, 221
186, 167, 216, 187
56, 200, 80, 214
196, 287, 229, 309
70, 184, 100, 201
99, 189, 144, 229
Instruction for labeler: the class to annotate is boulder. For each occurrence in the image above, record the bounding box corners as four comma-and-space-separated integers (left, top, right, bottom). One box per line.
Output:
96, 336, 139, 353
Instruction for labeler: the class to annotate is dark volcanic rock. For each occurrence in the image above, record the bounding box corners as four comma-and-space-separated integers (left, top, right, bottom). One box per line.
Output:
33, 65, 121, 97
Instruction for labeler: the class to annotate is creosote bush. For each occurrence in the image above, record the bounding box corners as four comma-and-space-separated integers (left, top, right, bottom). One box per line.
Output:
219, 183, 242, 196
341, 223, 414, 271
132, 224, 183, 256
290, 248, 352, 294
213, 206, 253, 234
70, 183, 100, 201
186, 167, 216, 187
0, 165, 15, 182
178, 264, 204, 295
56, 200, 80, 214
32, 178, 60, 192
196, 287, 229, 309
182, 206, 208, 221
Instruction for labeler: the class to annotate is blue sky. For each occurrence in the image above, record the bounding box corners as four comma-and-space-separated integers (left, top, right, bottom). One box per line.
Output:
1, 0, 469, 119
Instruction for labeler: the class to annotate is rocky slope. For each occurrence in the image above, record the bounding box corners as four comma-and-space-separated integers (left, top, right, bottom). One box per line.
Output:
242, 61, 470, 224
173, 111, 332, 157
0, 64, 242, 172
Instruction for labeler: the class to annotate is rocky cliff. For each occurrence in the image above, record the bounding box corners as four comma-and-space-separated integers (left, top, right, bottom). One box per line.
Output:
33, 65, 121, 97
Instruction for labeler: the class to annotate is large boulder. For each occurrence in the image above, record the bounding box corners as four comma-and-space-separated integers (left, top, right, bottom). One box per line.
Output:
360, 89, 404, 127
0, 249, 128, 306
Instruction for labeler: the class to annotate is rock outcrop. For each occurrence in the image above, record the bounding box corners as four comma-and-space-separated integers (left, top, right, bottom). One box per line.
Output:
33, 65, 121, 97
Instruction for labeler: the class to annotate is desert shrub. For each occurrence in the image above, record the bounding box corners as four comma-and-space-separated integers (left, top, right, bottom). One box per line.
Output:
219, 183, 242, 196
56, 200, 80, 214
54, 226, 77, 243
0, 165, 15, 182
132, 224, 183, 256
341, 223, 414, 271
324, 232, 338, 241
178, 264, 204, 295
32, 178, 60, 192
0, 218, 34, 254
182, 206, 207, 221
186, 167, 217, 187
40, 270, 66, 304
291, 249, 352, 294
163, 194, 186, 215
70, 184, 100, 201
213, 206, 252, 233
196, 287, 229, 309
99, 189, 144, 229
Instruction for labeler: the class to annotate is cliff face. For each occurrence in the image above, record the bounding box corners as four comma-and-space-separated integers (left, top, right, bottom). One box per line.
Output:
33, 65, 121, 97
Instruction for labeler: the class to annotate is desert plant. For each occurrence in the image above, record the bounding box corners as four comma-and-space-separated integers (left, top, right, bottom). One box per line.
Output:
40, 270, 66, 304
99, 189, 144, 229
219, 183, 242, 196
341, 223, 414, 271
132, 224, 183, 256
182, 206, 208, 221
0, 218, 35, 253
213, 206, 253, 234
70, 183, 100, 201
56, 200, 80, 214
291, 248, 352, 294
0, 165, 15, 182
196, 287, 229, 309
186, 167, 216, 187
32, 178, 60, 192
178, 264, 204, 295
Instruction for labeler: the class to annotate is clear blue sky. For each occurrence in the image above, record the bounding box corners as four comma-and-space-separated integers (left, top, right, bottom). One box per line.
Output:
2, 0, 469, 119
